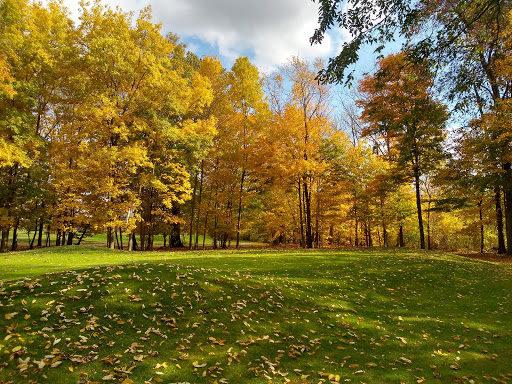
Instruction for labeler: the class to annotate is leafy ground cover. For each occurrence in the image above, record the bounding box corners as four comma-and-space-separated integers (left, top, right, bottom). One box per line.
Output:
0, 247, 511, 383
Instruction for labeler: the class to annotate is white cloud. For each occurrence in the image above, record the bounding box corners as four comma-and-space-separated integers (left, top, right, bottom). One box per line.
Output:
61, 0, 348, 72
152, 0, 342, 70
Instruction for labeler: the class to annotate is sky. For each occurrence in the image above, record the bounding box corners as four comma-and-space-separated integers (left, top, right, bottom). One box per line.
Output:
61, 0, 353, 73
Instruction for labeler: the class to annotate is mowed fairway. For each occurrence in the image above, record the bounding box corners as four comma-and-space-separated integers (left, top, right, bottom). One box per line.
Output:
0, 248, 511, 383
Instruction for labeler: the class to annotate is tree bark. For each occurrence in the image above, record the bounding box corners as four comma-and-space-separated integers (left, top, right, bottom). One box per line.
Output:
114, 228, 120, 249
478, 200, 484, 253
147, 225, 154, 251
298, 179, 305, 248
367, 221, 373, 247
0, 227, 9, 253
315, 188, 320, 248
131, 233, 138, 251
169, 204, 184, 248
139, 220, 146, 251
213, 204, 218, 250
235, 168, 246, 249
202, 181, 215, 249
504, 163, 512, 256
354, 204, 359, 247
10, 218, 19, 252
195, 161, 205, 249
107, 227, 115, 249
56, 229, 61, 246
189, 172, 198, 249
427, 200, 431, 250
30, 222, 38, 249
398, 224, 405, 247
37, 218, 44, 247
380, 196, 388, 247
303, 178, 313, 248
67, 231, 74, 246
76, 224, 90, 246
495, 186, 506, 254
413, 163, 425, 249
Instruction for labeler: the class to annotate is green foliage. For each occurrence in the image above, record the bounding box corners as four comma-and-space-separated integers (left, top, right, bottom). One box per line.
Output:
310, 0, 504, 84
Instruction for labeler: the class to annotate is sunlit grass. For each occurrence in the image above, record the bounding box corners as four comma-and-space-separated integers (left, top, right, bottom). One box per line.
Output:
0, 247, 511, 383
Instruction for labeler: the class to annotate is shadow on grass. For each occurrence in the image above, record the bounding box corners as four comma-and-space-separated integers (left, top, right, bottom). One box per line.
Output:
0, 249, 511, 383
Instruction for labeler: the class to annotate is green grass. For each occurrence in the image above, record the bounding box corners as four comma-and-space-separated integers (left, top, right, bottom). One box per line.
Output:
8, 231, 266, 250
0, 247, 511, 383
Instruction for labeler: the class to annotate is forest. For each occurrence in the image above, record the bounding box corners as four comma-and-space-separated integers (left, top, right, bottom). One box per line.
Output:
1, 0, 511, 255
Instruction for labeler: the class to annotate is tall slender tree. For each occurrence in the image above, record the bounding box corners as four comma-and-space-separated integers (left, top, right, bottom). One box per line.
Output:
358, 53, 448, 249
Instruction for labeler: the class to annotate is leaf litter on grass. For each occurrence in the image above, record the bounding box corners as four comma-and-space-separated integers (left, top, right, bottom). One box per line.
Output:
0, 250, 511, 383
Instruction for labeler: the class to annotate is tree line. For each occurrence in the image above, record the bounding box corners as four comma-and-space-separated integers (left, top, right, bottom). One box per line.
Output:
1, 0, 511, 254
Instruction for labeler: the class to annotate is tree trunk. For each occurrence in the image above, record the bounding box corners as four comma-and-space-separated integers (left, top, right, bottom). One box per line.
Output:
398, 224, 405, 247
147, 225, 154, 251
114, 228, 120, 249
37, 218, 44, 247
67, 231, 74, 245
380, 197, 388, 247
61, 231, 67, 246
107, 227, 115, 249
213, 208, 218, 250
303, 178, 313, 249
315, 191, 320, 248
504, 163, 512, 256
11, 218, 19, 251
235, 168, 246, 249
298, 179, 305, 248
479, 200, 484, 253
427, 199, 431, 250
195, 161, 205, 249
413, 163, 425, 249
189, 172, 198, 249
367, 221, 373, 247
76, 224, 90, 246
495, 186, 506, 254
202, 204, 210, 250
45, 225, 51, 247
169, 204, 184, 248
131, 233, 138, 251
56, 229, 61, 246
1, 227, 9, 253
139, 220, 146, 251
354, 204, 359, 247
29, 222, 38, 249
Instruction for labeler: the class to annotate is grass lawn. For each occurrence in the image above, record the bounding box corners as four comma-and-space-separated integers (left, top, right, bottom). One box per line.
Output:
7, 231, 267, 251
0, 247, 511, 383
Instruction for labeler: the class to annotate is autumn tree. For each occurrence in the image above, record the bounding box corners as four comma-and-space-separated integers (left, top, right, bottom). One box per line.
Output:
226, 57, 269, 248
0, 0, 73, 251
284, 57, 332, 248
358, 53, 448, 249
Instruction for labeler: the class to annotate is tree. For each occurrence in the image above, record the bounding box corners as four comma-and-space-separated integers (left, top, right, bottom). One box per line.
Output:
358, 53, 448, 249
310, 0, 505, 84
0, 0, 72, 251
227, 57, 269, 248
285, 57, 332, 248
